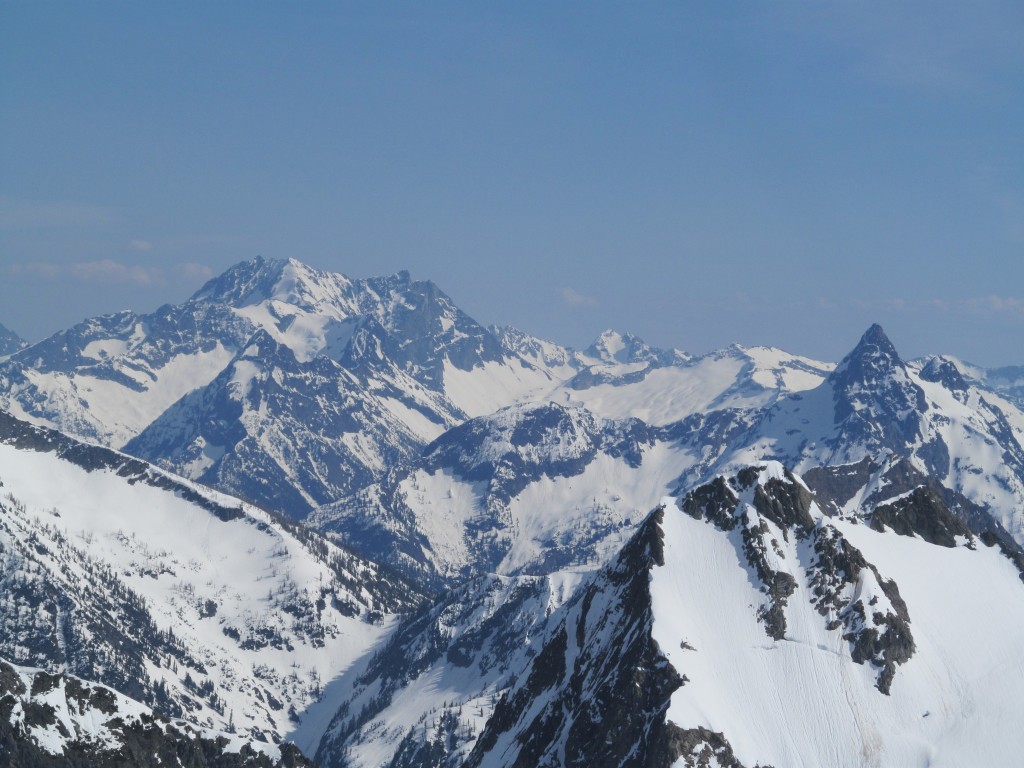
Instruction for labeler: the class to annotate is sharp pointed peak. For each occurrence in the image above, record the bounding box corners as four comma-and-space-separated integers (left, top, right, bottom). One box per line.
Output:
829, 323, 904, 384
860, 322, 895, 348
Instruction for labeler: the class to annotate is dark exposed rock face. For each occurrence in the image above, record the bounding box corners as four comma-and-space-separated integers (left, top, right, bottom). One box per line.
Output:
668, 323, 1024, 557
824, 325, 928, 459
315, 494, 772, 765
681, 476, 738, 529
806, 527, 915, 694
463, 509, 743, 768
680, 466, 915, 692
802, 457, 877, 516
0, 322, 25, 357
680, 467, 810, 641
658, 727, 749, 768
918, 356, 970, 395
870, 486, 974, 547
0, 660, 314, 768
803, 454, 1024, 577
751, 475, 815, 535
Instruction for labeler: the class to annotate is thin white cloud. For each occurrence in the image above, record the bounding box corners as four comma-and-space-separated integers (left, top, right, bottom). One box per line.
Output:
129, 239, 154, 252
969, 295, 1024, 317
0, 197, 117, 230
7, 262, 61, 279
561, 287, 598, 308
8, 259, 163, 286
6, 259, 213, 287
69, 259, 164, 286
179, 262, 214, 281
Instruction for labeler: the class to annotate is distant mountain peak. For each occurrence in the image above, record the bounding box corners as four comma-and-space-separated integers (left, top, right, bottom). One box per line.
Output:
584, 329, 660, 365
862, 321, 892, 345
190, 255, 290, 306
918, 355, 970, 392
815, 322, 929, 455
830, 323, 903, 384
855, 322, 898, 357
0, 321, 26, 356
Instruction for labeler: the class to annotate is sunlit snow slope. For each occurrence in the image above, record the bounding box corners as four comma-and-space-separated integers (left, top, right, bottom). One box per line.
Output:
0, 410, 422, 745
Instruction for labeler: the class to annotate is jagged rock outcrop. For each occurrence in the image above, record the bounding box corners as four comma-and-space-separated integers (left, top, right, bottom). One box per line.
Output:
0, 660, 314, 767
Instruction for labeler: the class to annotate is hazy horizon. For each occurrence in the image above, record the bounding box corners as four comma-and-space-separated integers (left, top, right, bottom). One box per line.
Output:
2, 2, 1022, 366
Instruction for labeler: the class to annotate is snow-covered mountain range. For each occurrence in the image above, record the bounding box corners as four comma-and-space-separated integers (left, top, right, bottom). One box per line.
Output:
3, 257, 1024, 766
0, 257, 839, 521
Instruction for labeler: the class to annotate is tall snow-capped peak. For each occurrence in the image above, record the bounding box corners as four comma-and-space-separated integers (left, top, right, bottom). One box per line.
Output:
829, 323, 909, 390
827, 323, 927, 441
189, 255, 357, 312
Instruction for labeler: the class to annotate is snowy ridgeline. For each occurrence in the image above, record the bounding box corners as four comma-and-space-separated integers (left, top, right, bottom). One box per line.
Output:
0, 410, 424, 748
6, 394, 1024, 766
2, 258, 1023, 548
313, 323, 1024, 594
313, 463, 1024, 768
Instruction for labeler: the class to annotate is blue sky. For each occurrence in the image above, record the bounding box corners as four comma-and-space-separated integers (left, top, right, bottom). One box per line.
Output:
2, 2, 1022, 365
